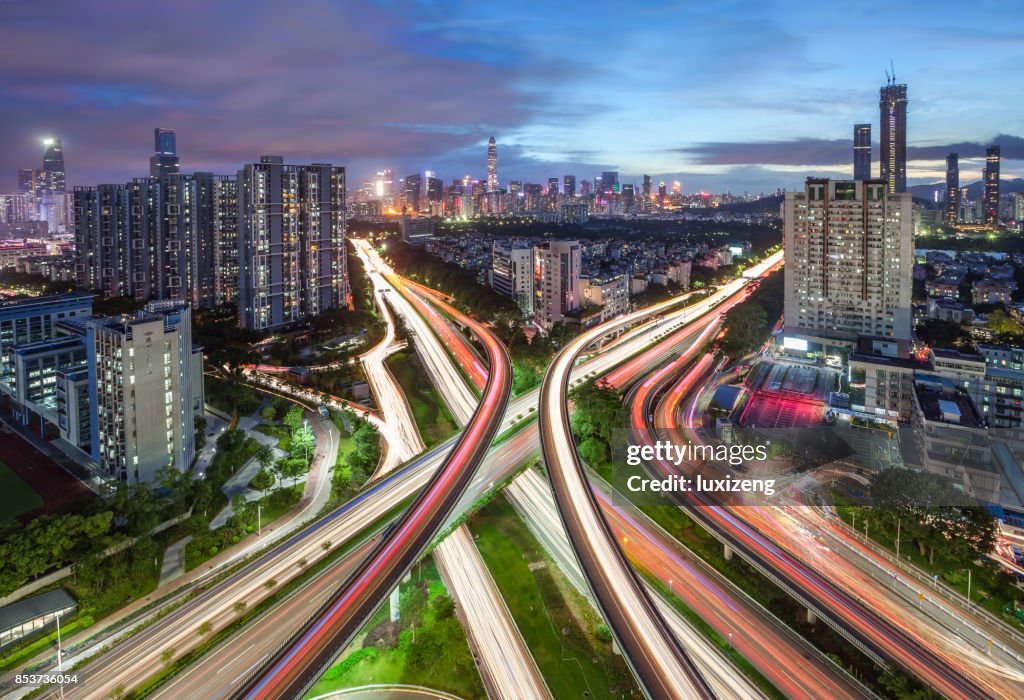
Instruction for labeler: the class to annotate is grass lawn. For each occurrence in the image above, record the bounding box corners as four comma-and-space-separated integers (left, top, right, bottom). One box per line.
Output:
386, 350, 457, 446
253, 423, 291, 451
0, 460, 44, 521
472, 495, 640, 699
305, 559, 484, 699
335, 433, 355, 479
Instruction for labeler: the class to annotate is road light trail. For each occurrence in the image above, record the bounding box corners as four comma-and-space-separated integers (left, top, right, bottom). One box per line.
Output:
231, 254, 511, 699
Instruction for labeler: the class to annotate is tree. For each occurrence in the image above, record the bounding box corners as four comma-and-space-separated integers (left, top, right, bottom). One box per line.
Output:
260, 405, 275, 422
720, 302, 769, 357
283, 405, 304, 433
197, 620, 213, 640
292, 423, 316, 464
161, 647, 176, 667
233, 601, 248, 617
870, 468, 998, 565
264, 578, 277, 590
988, 309, 1024, 339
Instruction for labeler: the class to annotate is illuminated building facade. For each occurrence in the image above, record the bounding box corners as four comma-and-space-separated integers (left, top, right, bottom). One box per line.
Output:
783, 178, 912, 357
879, 80, 908, 193
853, 123, 871, 180
237, 156, 348, 330
983, 145, 1000, 225
945, 153, 959, 226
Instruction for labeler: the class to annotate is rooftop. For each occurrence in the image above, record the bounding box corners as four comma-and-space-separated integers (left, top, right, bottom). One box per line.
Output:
914, 375, 984, 429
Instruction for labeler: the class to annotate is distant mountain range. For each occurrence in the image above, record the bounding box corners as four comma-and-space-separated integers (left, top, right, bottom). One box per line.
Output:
908, 178, 1024, 201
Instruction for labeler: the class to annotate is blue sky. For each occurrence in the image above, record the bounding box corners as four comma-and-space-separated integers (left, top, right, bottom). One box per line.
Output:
1, 0, 1021, 193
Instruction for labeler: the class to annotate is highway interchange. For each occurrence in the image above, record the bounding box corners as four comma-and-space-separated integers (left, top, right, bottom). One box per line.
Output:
15, 243, 1024, 700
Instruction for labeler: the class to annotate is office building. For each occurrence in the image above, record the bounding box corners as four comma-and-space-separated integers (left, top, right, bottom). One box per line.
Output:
600, 171, 619, 195
983, 146, 1000, 226
879, 80, 908, 193
42, 139, 65, 194
491, 241, 533, 315
533, 240, 581, 328
642, 175, 652, 200
853, 124, 871, 180
563, 175, 576, 198
487, 136, 498, 193
945, 153, 960, 226
0, 295, 204, 487
237, 157, 348, 330
149, 128, 180, 178
783, 179, 913, 357
399, 216, 436, 245
0, 292, 93, 388
403, 173, 422, 213
621, 183, 635, 210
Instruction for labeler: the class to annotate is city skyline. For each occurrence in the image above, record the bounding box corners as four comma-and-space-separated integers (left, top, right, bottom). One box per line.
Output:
1, 0, 1022, 193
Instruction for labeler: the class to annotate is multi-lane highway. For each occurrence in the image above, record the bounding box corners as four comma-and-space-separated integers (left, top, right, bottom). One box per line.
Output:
628, 327, 1020, 698
229, 263, 512, 698
536, 263, 787, 699
435, 525, 552, 700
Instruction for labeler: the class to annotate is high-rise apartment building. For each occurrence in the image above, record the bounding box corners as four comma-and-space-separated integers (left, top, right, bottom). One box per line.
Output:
853, 124, 871, 180
533, 240, 581, 329
149, 128, 180, 178
783, 179, 913, 357
563, 175, 576, 198
212, 175, 239, 305
486, 136, 498, 193
983, 145, 1000, 226
945, 153, 960, 226
74, 172, 238, 308
879, 81, 908, 193
237, 156, 348, 330
491, 241, 534, 316
84, 301, 202, 484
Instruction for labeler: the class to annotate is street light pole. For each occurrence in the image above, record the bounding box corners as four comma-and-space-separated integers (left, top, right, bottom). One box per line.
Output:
56, 611, 64, 700
257, 503, 262, 538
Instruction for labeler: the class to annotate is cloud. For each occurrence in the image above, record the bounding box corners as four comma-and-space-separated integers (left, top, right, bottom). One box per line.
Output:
679, 134, 1024, 168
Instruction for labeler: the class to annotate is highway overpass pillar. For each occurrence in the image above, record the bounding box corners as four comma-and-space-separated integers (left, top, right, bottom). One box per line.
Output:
723, 543, 733, 560
806, 607, 817, 625
390, 586, 401, 622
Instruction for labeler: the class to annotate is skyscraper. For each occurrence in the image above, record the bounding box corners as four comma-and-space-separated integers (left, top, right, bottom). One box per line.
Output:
945, 153, 960, 226
983, 146, 1000, 226
600, 171, 619, 194
487, 136, 498, 193
853, 124, 871, 180
784, 179, 912, 356
879, 80, 908, 193
403, 173, 422, 213
149, 128, 180, 178
642, 175, 652, 200
237, 157, 348, 330
42, 138, 65, 193
563, 175, 576, 198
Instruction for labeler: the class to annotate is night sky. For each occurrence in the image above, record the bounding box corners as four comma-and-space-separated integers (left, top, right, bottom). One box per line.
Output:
1, 0, 1021, 194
